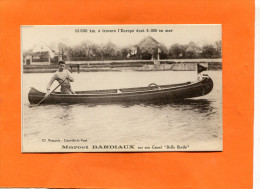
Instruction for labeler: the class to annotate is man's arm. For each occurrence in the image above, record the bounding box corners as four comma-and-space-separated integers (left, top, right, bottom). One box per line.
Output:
66, 70, 74, 82
46, 74, 56, 93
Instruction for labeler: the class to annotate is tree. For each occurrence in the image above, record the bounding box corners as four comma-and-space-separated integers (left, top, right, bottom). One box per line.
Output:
202, 44, 215, 58
120, 47, 131, 60
169, 44, 186, 58
58, 42, 67, 60
214, 40, 222, 57
201, 41, 222, 58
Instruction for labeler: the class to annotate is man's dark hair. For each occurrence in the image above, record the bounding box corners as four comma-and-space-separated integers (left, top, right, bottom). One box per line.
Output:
59, 60, 66, 65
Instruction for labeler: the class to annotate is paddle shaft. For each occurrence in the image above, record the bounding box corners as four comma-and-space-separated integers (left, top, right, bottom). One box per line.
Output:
37, 78, 67, 106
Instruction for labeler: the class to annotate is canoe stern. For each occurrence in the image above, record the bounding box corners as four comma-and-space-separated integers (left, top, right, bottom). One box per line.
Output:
201, 76, 214, 96
28, 87, 45, 104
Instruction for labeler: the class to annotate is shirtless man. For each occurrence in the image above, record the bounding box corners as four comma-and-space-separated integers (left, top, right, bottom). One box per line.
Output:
45, 61, 75, 97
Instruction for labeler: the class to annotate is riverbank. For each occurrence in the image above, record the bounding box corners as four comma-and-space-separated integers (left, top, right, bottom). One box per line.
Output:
23, 59, 222, 73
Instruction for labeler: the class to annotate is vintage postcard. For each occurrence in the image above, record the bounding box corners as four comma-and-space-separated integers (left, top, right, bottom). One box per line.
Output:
21, 25, 222, 152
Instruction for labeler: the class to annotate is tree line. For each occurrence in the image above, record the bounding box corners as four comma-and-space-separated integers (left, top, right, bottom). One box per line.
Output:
25, 38, 222, 61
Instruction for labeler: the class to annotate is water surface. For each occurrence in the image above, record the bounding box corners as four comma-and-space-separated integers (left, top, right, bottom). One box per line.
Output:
22, 71, 222, 151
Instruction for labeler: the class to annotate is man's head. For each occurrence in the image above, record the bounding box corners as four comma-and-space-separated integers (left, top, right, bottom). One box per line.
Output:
58, 61, 66, 71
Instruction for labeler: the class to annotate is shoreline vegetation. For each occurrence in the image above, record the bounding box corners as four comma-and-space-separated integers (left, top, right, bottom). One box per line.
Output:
23, 58, 222, 73
23, 36, 222, 73
24, 37, 222, 62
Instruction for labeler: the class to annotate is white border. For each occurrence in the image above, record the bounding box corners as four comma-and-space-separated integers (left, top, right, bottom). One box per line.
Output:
21, 26, 23, 153
254, 0, 260, 188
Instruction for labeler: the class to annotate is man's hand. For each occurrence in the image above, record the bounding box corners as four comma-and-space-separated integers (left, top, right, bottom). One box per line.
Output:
45, 90, 50, 98
66, 76, 74, 82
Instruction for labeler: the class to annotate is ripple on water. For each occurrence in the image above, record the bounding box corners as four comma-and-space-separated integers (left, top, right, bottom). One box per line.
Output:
23, 71, 222, 146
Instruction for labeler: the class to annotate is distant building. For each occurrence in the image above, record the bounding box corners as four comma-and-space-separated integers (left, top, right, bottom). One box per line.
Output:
138, 36, 160, 60
185, 41, 202, 58
138, 36, 160, 49
24, 42, 61, 65
136, 36, 169, 60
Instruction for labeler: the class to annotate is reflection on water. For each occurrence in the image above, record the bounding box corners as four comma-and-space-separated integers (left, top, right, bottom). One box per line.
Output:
92, 98, 215, 114
23, 71, 222, 148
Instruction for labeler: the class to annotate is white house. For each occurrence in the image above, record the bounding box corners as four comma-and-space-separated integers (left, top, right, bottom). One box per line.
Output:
24, 42, 59, 65
32, 42, 55, 58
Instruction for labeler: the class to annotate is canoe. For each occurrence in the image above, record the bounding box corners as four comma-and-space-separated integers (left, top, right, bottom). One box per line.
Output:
28, 75, 213, 104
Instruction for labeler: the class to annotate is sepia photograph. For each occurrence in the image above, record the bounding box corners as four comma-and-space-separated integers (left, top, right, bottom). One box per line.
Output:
21, 25, 222, 152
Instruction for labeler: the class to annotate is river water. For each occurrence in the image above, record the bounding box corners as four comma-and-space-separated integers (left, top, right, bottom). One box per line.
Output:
22, 71, 222, 152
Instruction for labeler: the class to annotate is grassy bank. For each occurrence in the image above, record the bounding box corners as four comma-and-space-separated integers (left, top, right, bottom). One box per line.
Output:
23, 59, 222, 73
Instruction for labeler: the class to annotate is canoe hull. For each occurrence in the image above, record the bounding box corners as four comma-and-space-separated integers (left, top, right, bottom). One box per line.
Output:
28, 76, 213, 104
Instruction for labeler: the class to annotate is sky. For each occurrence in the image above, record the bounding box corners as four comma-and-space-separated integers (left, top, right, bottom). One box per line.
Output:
21, 25, 222, 51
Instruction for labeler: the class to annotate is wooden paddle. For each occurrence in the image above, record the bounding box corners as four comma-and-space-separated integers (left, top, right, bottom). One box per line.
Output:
35, 78, 67, 106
